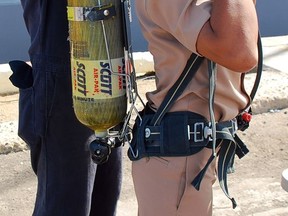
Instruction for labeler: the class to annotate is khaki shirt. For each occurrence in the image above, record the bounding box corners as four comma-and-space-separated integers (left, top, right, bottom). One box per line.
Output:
135, 0, 250, 121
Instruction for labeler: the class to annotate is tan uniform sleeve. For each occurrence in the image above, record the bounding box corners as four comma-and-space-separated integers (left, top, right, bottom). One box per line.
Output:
145, 0, 211, 54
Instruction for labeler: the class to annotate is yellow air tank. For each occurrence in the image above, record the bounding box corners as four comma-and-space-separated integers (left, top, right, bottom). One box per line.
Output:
67, 0, 127, 138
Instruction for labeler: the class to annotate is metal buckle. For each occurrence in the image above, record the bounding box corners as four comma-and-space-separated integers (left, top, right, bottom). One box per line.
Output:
193, 122, 204, 142
188, 122, 205, 142
204, 124, 213, 140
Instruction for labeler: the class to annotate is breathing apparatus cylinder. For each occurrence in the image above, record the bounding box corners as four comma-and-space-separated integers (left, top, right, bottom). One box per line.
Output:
67, 0, 127, 163
67, 0, 127, 137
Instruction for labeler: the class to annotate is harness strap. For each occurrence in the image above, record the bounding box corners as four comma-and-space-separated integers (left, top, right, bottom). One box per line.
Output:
207, 60, 217, 155
129, 34, 263, 208
234, 134, 249, 158
150, 53, 204, 126
191, 124, 239, 209
217, 140, 238, 209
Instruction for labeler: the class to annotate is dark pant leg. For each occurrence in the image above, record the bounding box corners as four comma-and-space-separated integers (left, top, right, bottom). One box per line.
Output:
33, 108, 97, 216
21, 57, 121, 216
28, 58, 97, 216
90, 147, 123, 216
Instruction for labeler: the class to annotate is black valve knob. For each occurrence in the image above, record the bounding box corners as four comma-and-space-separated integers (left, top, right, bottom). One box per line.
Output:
89, 139, 111, 165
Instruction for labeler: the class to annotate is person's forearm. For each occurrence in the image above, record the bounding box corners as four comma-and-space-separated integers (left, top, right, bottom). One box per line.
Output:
197, 0, 258, 72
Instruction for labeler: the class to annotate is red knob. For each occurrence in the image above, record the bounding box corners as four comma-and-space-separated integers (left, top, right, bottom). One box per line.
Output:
242, 112, 252, 122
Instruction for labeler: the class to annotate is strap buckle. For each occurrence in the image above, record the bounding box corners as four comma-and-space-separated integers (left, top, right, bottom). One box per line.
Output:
188, 122, 205, 142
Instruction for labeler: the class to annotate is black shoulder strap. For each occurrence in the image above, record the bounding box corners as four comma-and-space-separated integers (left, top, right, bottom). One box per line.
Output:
150, 53, 204, 126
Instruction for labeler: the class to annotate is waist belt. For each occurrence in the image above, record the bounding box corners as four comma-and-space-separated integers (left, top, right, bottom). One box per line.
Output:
144, 116, 238, 153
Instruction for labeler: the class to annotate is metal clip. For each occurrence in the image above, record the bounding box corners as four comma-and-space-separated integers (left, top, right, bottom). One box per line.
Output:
194, 122, 204, 142
204, 126, 212, 139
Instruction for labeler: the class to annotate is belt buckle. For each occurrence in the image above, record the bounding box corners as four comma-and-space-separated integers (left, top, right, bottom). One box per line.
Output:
194, 122, 204, 142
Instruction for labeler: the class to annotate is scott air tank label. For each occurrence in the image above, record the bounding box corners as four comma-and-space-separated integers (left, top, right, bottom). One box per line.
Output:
71, 58, 126, 100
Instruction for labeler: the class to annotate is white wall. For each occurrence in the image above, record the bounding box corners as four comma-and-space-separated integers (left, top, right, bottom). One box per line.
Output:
256, 0, 288, 37
0, 1, 30, 64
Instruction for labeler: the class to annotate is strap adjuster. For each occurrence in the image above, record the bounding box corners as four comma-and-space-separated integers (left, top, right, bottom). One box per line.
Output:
188, 122, 205, 142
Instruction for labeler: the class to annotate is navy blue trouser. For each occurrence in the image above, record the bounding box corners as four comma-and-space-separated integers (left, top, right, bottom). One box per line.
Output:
13, 56, 122, 216
16, 1, 123, 214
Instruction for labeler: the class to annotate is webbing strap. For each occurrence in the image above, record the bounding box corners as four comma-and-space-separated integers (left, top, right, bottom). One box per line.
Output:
191, 132, 237, 208
191, 126, 239, 209
234, 134, 249, 159
217, 140, 238, 209
150, 53, 204, 126
207, 60, 217, 155
190, 60, 241, 206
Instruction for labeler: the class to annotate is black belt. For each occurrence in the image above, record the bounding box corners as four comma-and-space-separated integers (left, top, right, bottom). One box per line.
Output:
144, 118, 238, 150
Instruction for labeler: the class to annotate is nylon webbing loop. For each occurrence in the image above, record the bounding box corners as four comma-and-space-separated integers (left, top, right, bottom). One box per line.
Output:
191, 125, 238, 209
217, 140, 238, 209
